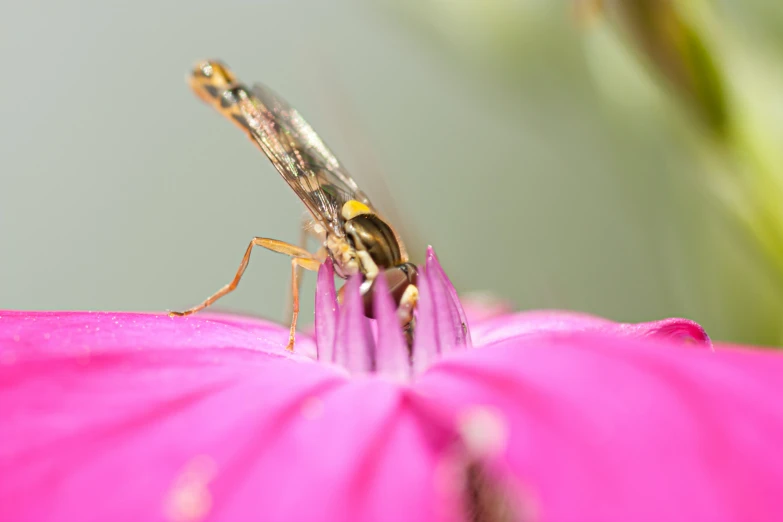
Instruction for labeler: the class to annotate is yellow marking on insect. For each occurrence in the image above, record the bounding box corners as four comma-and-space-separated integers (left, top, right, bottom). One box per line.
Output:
341, 200, 372, 220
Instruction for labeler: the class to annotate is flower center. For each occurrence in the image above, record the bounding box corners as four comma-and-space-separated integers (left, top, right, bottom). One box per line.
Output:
314, 246, 472, 381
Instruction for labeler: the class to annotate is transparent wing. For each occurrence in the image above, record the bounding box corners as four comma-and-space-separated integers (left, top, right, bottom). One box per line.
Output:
235, 83, 373, 236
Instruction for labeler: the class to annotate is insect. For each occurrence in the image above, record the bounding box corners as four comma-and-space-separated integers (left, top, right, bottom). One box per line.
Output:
170, 60, 419, 351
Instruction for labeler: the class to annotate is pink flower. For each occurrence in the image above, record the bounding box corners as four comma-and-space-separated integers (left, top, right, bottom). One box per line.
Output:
1, 247, 782, 522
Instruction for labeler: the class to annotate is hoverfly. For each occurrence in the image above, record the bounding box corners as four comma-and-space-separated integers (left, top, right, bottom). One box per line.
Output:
171, 60, 419, 351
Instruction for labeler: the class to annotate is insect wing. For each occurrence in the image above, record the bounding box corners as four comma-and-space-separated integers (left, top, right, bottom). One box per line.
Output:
239, 83, 373, 237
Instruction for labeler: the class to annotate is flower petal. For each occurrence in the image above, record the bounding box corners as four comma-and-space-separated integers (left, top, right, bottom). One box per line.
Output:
412, 272, 439, 376
333, 276, 375, 374
0, 310, 315, 362
0, 312, 460, 522
372, 274, 410, 381
470, 309, 710, 347
419, 332, 783, 521
459, 292, 515, 324
624, 316, 710, 344
315, 259, 338, 362
425, 247, 471, 353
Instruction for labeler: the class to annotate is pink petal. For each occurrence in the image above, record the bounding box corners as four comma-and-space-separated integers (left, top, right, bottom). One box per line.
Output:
0, 310, 315, 362
372, 274, 410, 382
2, 308, 778, 521
314, 259, 338, 362
425, 247, 471, 351
470, 309, 710, 348
419, 332, 783, 521
0, 312, 458, 522
333, 276, 375, 374
412, 273, 439, 376
459, 293, 515, 324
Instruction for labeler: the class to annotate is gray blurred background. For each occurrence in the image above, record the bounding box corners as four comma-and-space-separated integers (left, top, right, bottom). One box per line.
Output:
2, 1, 782, 344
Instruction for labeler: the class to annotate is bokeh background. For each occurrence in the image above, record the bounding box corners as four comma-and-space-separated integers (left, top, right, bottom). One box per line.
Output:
2, 0, 783, 345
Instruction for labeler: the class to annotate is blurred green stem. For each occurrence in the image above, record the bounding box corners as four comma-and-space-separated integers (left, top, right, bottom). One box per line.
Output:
596, 0, 783, 339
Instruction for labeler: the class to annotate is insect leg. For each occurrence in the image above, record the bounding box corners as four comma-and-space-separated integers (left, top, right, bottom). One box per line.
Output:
287, 255, 321, 351
284, 215, 326, 319
170, 237, 318, 325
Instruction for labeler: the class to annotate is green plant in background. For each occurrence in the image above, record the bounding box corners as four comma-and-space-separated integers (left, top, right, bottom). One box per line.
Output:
391, 0, 783, 345
581, 0, 730, 137
583, 0, 783, 343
